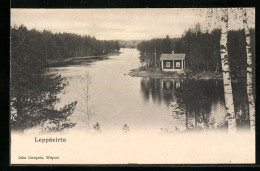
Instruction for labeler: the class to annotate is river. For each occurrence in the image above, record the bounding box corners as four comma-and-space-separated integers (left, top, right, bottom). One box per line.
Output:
12, 48, 254, 164
46, 48, 249, 134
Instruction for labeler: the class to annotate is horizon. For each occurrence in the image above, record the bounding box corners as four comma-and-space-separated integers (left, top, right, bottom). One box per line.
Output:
11, 8, 255, 41
10, 24, 182, 41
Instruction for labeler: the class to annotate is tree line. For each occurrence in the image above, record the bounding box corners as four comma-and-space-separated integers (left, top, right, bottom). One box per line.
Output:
137, 26, 255, 79
11, 25, 120, 66
137, 8, 255, 133
10, 25, 120, 131
137, 36, 180, 67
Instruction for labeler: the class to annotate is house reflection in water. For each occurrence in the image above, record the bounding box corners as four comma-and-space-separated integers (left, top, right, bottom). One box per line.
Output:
140, 78, 181, 105
140, 78, 187, 132
140, 78, 229, 133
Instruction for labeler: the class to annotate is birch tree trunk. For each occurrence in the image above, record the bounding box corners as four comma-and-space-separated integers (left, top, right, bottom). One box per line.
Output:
220, 8, 237, 133
242, 8, 255, 132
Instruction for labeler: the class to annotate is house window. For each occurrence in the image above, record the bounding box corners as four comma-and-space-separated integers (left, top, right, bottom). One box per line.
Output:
174, 60, 182, 69
166, 62, 170, 67
176, 62, 180, 67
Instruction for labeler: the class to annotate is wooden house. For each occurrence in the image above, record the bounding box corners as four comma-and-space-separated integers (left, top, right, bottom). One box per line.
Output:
160, 51, 185, 73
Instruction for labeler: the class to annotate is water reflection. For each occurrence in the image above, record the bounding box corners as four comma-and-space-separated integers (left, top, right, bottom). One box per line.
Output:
46, 55, 112, 68
140, 78, 250, 132
140, 78, 179, 106
33, 49, 250, 134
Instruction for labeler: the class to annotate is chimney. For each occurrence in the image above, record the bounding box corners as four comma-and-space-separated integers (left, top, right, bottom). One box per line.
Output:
172, 51, 174, 54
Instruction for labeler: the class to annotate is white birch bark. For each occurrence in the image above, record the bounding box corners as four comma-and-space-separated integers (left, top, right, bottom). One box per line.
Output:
220, 8, 237, 133
243, 8, 255, 132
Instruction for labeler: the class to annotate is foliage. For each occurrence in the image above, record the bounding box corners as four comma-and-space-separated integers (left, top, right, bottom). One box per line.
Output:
93, 122, 101, 133
10, 25, 121, 131
140, 78, 249, 130
10, 68, 78, 131
11, 25, 120, 62
10, 25, 82, 131
123, 124, 130, 133
174, 80, 224, 129
137, 35, 180, 66
137, 25, 255, 82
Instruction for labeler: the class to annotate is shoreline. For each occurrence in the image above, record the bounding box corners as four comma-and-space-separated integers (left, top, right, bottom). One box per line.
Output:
45, 51, 121, 68
128, 67, 223, 80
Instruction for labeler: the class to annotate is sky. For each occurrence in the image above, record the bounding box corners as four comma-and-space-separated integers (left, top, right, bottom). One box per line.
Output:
11, 8, 255, 40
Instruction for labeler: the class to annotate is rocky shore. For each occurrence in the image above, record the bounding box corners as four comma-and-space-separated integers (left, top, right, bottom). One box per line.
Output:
128, 67, 223, 80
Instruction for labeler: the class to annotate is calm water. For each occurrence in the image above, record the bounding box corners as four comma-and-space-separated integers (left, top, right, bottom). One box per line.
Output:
12, 48, 254, 164
46, 48, 249, 134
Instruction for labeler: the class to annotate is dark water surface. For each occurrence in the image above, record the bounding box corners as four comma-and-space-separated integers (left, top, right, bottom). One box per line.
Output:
46, 48, 249, 133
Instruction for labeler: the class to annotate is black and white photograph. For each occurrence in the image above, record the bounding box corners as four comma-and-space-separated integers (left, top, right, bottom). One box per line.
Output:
10, 8, 255, 164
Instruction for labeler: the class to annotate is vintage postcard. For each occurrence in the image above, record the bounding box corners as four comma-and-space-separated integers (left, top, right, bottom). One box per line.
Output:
10, 8, 255, 164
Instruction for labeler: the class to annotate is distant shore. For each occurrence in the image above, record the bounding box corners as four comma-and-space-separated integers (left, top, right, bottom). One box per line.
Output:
128, 67, 223, 80
45, 51, 121, 68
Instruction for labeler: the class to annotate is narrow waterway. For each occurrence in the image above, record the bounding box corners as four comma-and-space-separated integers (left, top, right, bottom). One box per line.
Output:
11, 48, 254, 164
46, 48, 248, 134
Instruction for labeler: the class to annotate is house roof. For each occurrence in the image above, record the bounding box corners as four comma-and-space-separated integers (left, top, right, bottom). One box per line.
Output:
160, 54, 185, 61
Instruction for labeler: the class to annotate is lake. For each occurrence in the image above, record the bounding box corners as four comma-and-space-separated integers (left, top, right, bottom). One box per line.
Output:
12, 48, 254, 164
46, 48, 249, 134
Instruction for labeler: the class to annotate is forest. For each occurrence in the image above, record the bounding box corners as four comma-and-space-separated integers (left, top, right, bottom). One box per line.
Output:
137, 10, 255, 133
10, 25, 120, 131
137, 24, 255, 81
11, 25, 120, 64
